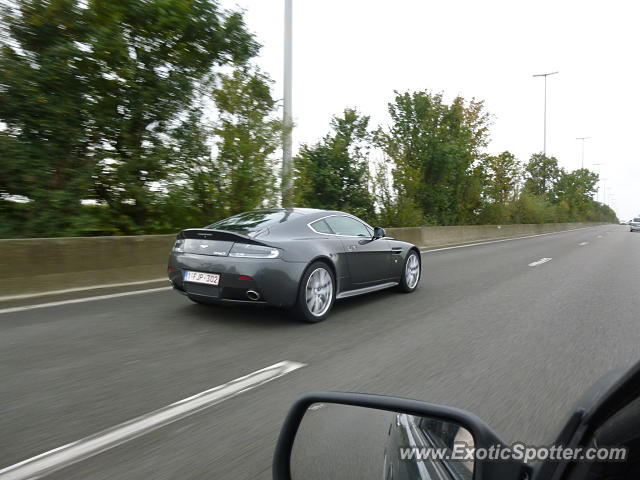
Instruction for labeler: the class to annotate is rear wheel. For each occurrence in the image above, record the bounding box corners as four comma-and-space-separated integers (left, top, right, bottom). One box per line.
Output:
397, 250, 421, 293
292, 261, 335, 323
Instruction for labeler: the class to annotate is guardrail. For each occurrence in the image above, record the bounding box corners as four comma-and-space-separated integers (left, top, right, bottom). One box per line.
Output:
0, 222, 605, 299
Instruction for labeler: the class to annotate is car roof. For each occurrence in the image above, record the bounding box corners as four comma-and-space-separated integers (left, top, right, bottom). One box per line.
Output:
233, 208, 369, 237
288, 208, 369, 224
249, 207, 353, 221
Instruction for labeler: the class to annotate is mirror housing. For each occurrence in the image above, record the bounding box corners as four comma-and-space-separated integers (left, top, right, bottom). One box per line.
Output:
373, 226, 386, 239
273, 391, 529, 480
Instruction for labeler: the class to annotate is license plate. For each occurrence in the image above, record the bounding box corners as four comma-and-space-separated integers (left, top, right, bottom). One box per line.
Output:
183, 270, 220, 286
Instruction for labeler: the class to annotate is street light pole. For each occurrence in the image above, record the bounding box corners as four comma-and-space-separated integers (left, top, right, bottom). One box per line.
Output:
533, 71, 559, 156
592, 162, 603, 202
282, 0, 293, 207
576, 136, 590, 169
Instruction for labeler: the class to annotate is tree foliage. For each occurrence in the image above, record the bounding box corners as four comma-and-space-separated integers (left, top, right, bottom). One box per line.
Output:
293, 109, 375, 222
0, 0, 95, 236
0, 0, 258, 235
158, 66, 282, 231
0, 4, 618, 237
483, 151, 521, 204
523, 153, 562, 198
551, 168, 599, 221
212, 66, 282, 217
377, 91, 491, 225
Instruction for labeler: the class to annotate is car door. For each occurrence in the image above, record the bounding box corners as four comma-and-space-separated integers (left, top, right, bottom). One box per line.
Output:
324, 215, 392, 287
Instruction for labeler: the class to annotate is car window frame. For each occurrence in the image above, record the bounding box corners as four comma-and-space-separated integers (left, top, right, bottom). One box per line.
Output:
307, 214, 374, 238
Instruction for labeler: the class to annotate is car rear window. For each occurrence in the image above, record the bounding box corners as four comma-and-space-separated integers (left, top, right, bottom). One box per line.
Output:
206, 210, 300, 236
310, 219, 334, 234
634, 218, 640, 223
325, 216, 372, 237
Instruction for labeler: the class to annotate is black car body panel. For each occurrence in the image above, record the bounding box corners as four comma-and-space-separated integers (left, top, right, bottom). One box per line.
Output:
168, 208, 419, 309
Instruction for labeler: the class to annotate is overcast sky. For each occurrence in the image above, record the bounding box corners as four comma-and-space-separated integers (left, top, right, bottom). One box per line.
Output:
221, 0, 639, 220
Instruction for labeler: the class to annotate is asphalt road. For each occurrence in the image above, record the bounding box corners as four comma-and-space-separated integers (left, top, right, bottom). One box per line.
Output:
1, 225, 639, 479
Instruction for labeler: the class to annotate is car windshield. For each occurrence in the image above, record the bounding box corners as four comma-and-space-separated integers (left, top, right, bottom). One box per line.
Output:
634, 218, 640, 223
205, 210, 300, 236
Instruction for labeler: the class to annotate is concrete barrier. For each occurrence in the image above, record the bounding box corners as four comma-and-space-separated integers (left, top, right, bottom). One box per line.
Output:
0, 234, 176, 298
385, 222, 603, 249
0, 222, 605, 299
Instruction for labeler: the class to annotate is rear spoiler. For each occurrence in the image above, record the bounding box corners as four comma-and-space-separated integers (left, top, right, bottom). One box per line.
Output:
177, 229, 270, 246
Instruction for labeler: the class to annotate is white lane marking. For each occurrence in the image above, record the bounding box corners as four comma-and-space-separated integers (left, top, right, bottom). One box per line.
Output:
0, 278, 168, 302
0, 361, 306, 480
420, 226, 598, 254
528, 258, 552, 267
597, 235, 603, 238
0, 287, 171, 315
578, 242, 589, 246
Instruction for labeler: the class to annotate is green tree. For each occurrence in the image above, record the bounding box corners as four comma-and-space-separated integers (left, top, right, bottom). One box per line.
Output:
378, 91, 491, 225
511, 192, 556, 224
0, 0, 258, 236
551, 168, 599, 220
211, 66, 282, 217
523, 153, 561, 198
372, 161, 425, 227
294, 109, 375, 221
483, 151, 521, 204
158, 106, 220, 230
88, 0, 258, 233
0, 0, 94, 236
161, 66, 282, 229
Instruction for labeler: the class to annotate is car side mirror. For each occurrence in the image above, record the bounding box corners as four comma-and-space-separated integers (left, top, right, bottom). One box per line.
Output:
373, 226, 386, 239
273, 392, 528, 480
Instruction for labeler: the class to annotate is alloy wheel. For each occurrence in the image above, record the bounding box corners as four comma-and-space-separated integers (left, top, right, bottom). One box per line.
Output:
405, 253, 420, 289
305, 267, 333, 317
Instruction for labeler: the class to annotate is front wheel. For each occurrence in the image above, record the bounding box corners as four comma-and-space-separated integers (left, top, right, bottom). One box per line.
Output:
291, 262, 335, 323
397, 250, 421, 293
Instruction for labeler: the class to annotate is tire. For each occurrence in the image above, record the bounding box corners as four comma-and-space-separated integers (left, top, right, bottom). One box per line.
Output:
291, 261, 336, 323
397, 250, 421, 293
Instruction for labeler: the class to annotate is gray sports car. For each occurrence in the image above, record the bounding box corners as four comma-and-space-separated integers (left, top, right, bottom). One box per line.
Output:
167, 208, 421, 322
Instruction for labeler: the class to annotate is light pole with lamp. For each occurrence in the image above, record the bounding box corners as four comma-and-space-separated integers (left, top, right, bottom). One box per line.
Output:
533, 71, 559, 155
576, 136, 590, 169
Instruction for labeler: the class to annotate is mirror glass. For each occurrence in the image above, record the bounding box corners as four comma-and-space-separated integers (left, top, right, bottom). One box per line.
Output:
291, 403, 475, 480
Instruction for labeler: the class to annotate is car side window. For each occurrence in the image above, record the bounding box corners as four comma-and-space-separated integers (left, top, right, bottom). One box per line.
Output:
325, 216, 371, 237
310, 219, 334, 234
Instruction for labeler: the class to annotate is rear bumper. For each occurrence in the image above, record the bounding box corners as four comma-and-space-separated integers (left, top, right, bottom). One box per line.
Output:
168, 253, 306, 308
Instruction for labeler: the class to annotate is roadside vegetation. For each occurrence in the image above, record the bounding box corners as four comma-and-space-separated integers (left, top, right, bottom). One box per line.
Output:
0, 0, 617, 238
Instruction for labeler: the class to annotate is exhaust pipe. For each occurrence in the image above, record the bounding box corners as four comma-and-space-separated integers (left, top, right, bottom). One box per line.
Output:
246, 290, 260, 301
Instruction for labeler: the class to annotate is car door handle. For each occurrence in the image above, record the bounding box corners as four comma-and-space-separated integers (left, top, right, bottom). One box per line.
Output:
391, 247, 402, 254
348, 245, 357, 251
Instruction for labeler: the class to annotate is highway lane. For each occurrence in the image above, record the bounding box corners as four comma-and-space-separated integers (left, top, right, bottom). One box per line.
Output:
1, 225, 639, 479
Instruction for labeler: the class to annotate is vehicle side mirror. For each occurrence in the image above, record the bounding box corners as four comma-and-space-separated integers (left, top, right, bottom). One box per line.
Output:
273, 392, 528, 480
373, 226, 386, 239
